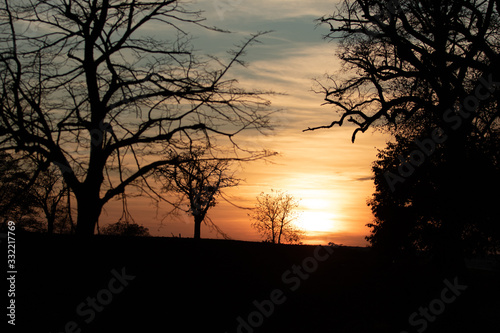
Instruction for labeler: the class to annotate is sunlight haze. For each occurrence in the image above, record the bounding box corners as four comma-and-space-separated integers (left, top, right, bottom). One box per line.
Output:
100, 0, 390, 246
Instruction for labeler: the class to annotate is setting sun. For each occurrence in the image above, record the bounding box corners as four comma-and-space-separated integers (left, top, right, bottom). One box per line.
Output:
299, 211, 337, 232
294, 195, 341, 234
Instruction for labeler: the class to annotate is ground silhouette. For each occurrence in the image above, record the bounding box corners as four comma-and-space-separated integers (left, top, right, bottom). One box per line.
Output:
14, 232, 499, 332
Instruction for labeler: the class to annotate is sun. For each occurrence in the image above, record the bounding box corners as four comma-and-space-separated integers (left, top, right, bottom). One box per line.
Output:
290, 192, 342, 233
298, 211, 338, 233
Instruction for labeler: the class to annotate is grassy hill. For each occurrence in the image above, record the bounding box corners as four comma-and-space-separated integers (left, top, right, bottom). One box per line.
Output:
10, 233, 500, 332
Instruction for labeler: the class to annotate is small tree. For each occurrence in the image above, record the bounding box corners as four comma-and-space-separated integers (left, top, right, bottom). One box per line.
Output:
0, 152, 74, 234
0, 152, 41, 229
250, 190, 303, 244
31, 164, 71, 234
157, 148, 239, 239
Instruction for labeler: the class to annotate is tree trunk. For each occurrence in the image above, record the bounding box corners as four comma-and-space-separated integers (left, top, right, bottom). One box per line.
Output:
278, 219, 285, 244
75, 143, 106, 237
47, 216, 54, 234
75, 194, 103, 237
47, 202, 59, 234
41, 205, 54, 234
67, 187, 76, 234
271, 220, 276, 243
194, 215, 202, 240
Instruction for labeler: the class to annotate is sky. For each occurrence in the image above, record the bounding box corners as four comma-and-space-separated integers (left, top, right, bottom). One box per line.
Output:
101, 0, 390, 246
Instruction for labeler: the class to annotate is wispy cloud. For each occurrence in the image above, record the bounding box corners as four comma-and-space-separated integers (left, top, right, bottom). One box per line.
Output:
100, 0, 388, 246
199, 0, 337, 22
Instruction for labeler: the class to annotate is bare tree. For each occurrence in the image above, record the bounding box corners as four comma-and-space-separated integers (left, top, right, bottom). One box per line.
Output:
0, 151, 74, 233
0, 152, 40, 228
157, 147, 240, 239
0, 0, 274, 236
306, 0, 500, 141
0, 152, 75, 233
250, 189, 303, 244
29, 163, 71, 234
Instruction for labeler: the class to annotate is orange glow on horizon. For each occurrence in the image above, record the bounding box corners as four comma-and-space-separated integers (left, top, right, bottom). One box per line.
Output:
94, 15, 390, 247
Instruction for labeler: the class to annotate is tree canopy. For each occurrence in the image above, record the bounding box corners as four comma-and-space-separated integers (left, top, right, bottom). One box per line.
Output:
156, 147, 240, 239
250, 189, 303, 244
308, 0, 500, 141
312, 0, 500, 267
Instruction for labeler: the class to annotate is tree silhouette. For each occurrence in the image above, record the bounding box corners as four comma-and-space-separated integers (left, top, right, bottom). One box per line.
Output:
0, 153, 40, 229
101, 221, 150, 237
367, 121, 500, 260
250, 190, 303, 244
31, 164, 72, 234
157, 147, 239, 239
0, 0, 274, 236
307, 0, 500, 140
309, 0, 500, 269
0, 152, 74, 233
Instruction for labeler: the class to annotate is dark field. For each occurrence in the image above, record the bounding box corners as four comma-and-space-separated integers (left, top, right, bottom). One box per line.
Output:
9, 233, 500, 332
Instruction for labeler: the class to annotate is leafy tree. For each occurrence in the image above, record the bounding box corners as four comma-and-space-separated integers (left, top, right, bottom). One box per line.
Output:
0, 0, 274, 237
156, 147, 239, 239
250, 189, 303, 244
367, 127, 500, 260
309, 0, 500, 268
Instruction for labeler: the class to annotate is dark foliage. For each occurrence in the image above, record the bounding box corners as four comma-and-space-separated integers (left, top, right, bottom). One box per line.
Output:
101, 221, 150, 237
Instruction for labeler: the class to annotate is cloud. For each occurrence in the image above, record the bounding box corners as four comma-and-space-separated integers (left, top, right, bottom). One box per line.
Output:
101, 0, 389, 245
198, 0, 337, 22
354, 176, 373, 182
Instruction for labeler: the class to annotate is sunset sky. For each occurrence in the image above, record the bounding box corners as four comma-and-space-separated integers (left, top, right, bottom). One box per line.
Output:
102, 0, 390, 246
